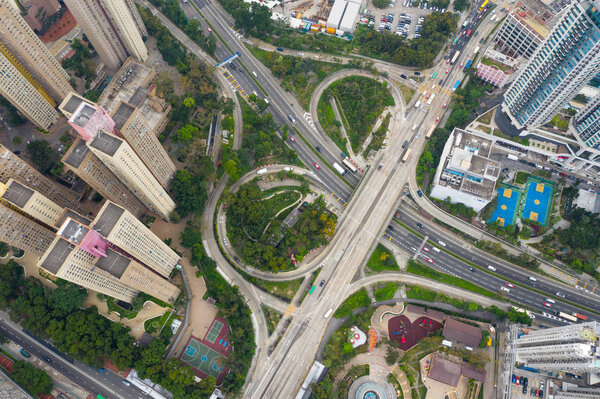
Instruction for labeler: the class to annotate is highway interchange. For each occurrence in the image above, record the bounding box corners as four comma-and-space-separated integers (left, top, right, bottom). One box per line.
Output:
5, 0, 599, 398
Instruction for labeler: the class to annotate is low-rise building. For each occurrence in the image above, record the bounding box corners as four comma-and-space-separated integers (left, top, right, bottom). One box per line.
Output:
430, 128, 501, 212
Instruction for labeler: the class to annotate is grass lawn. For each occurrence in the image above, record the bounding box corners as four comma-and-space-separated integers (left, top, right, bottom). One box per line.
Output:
317, 96, 346, 153
144, 311, 172, 334
239, 268, 303, 302
374, 283, 398, 301
334, 288, 371, 318
364, 113, 391, 155
480, 57, 511, 72
515, 171, 532, 185
325, 76, 394, 153
477, 110, 493, 124
407, 260, 502, 300
366, 244, 400, 273
395, 80, 416, 104
262, 305, 282, 335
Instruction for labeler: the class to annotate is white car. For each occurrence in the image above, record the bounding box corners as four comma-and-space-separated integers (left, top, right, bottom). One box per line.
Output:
500, 286, 510, 292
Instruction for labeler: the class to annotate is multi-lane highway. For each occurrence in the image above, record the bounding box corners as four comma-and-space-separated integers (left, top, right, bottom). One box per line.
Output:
0, 314, 151, 399
386, 208, 600, 320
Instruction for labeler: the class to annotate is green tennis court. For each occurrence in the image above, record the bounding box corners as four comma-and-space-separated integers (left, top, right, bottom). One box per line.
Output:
180, 337, 225, 379
205, 320, 223, 344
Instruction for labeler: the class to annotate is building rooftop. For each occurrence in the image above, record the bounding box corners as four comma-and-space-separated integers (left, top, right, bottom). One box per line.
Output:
94, 249, 130, 279
61, 94, 92, 116
57, 218, 90, 245
70, 103, 97, 128
55, 209, 91, 229
442, 318, 482, 347
428, 354, 462, 387
282, 208, 301, 228
129, 87, 148, 107
98, 59, 154, 113
62, 137, 89, 168
92, 202, 125, 236
89, 130, 122, 156
3, 180, 34, 208
112, 102, 136, 130
39, 238, 74, 275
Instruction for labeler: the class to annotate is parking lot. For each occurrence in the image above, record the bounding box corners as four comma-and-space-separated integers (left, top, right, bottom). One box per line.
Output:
364, 0, 449, 38
510, 371, 548, 399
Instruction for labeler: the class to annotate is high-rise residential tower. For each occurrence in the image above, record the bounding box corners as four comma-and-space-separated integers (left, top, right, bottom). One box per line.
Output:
0, 201, 55, 256
112, 101, 176, 189
62, 137, 147, 217
0, 145, 83, 211
63, 0, 148, 70
0, 48, 59, 129
501, 0, 600, 129
63, 96, 175, 218
512, 322, 600, 373
91, 201, 180, 278
0, 1, 74, 101
124, 0, 148, 38
38, 202, 181, 303
0, 179, 64, 227
573, 93, 600, 148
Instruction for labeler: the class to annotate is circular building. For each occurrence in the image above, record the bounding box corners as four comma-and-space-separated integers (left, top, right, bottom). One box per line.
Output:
349, 375, 397, 399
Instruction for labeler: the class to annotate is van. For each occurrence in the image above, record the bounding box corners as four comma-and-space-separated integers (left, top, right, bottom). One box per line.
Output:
122, 380, 131, 387
288, 114, 296, 123
487, 265, 496, 271
402, 140, 408, 148
438, 241, 446, 247
529, 276, 537, 282
252, 71, 258, 77
432, 247, 441, 253
545, 298, 556, 304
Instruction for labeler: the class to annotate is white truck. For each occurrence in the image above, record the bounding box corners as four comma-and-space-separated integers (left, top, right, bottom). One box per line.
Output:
256, 168, 268, 175
507, 154, 519, 161
333, 162, 346, 175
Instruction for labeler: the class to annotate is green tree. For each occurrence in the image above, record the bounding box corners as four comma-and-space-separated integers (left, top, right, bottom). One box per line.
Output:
177, 124, 199, 142
373, 0, 390, 7
224, 159, 241, 180
26, 140, 58, 175
385, 346, 398, 365
52, 283, 87, 314
171, 169, 207, 216
183, 97, 196, 108
11, 361, 53, 395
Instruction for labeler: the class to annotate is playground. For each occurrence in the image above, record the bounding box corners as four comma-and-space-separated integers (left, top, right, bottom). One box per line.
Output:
179, 317, 232, 382
489, 186, 520, 227
388, 315, 442, 351
521, 178, 554, 226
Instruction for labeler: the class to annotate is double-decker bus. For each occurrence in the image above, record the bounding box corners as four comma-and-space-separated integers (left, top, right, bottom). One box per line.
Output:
479, 0, 489, 11
450, 50, 461, 64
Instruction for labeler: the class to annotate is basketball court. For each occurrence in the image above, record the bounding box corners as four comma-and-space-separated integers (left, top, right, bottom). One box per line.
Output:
489, 186, 520, 226
522, 178, 554, 226
180, 336, 225, 379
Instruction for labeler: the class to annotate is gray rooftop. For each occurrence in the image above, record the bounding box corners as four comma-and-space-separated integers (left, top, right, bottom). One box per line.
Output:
94, 249, 130, 279
4, 180, 34, 208
89, 130, 122, 156
57, 218, 90, 245
71, 103, 97, 128
63, 138, 89, 168
62, 95, 89, 115
112, 102, 136, 130
129, 87, 147, 107
92, 202, 125, 236
55, 209, 91, 228
40, 238, 75, 275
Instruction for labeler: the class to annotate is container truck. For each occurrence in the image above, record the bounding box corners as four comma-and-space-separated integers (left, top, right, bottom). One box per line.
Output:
573, 313, 588, 321
558, 312, 578, 322
333, 162, 346, 175
473, 46, 480, 54
451, 80, 461, 92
